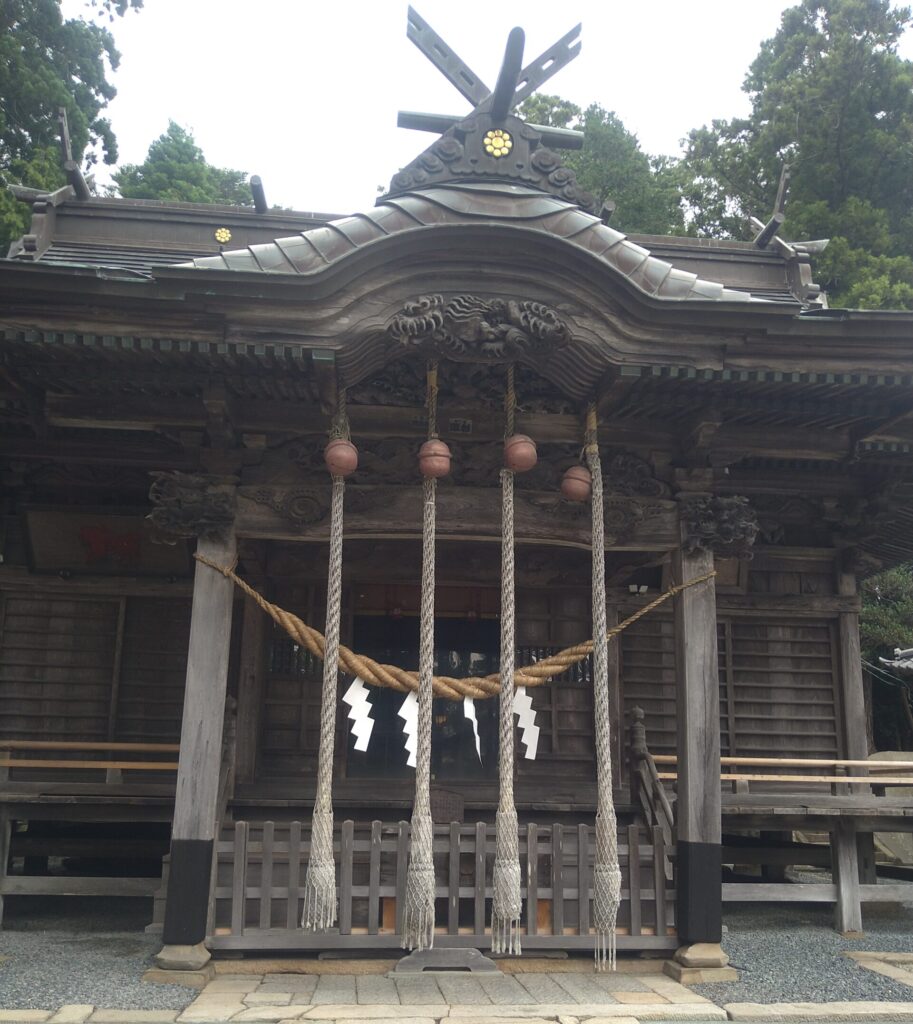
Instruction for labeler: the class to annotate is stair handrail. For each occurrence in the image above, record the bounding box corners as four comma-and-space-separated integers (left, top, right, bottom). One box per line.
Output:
628, 706, 674, 850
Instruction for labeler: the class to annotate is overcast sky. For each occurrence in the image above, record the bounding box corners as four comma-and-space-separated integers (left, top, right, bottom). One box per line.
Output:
65, 0, 913, 216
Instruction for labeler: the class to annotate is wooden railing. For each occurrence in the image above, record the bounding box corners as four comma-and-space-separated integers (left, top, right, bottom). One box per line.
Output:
207, 818, 677, 952
0, 740, 179, 784
628, 707, 674, 861
651, 754, 913, 795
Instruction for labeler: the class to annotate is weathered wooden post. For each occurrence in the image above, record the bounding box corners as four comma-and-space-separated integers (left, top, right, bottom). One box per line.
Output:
669, 481, 757, 976
147, 473, 238, 972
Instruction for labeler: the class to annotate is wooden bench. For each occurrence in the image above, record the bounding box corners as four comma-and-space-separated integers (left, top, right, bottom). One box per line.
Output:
0, 740, 179, 926
650, 754, 913, 934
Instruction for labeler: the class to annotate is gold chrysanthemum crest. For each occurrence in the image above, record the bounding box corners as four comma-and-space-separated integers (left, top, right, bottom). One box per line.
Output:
214, 227, 232, 244
483, 129, 513, 158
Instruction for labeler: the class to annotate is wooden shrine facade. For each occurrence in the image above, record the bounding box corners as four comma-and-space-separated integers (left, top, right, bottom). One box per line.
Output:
4, 12, 913, 965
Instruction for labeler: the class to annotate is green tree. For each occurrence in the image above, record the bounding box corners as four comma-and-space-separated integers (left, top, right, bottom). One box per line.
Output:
0, 0, 140, 253
519, 96, 687, 235
681, 0, 913, 309
112, 122, 252, 205
861, 566, 913, 749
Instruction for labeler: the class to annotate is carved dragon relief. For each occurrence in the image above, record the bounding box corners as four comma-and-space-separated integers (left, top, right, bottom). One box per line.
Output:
388, 294, 571, 361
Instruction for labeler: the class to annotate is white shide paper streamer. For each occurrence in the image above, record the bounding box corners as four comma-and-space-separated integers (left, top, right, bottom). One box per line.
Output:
513, 686, 540, 760
342, 677, 375, 752
398, 690, 419, 768
463, 696, 482, 763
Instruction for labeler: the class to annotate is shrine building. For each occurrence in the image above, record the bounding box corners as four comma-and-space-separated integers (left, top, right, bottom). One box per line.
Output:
2, 10, 913, 973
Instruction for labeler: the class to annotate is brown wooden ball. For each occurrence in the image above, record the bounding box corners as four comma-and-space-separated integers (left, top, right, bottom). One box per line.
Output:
504, 433, 538, 472
561, 464, 592, 502
419, 438, 451, 478
324, 438, 358, 477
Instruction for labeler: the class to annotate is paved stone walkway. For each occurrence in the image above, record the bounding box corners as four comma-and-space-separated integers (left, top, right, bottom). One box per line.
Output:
7, 965, 913, 1022
0, 971, 724, 1023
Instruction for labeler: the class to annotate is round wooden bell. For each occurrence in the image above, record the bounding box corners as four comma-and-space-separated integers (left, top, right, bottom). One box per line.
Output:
504, 433, 538, 472
324, 438, 358, 477
419, 438, 451, 478
561, 464, 592, 502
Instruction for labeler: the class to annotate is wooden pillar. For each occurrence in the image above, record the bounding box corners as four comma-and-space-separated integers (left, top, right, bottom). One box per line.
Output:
837, 572, 869, 762
673, 538, 722, 945
834, 570, 869, 930
158, 527, 237, 967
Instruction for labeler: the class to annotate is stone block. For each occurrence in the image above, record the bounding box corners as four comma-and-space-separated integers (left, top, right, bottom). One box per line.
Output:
144, 968, 215, 990
664, 961, 739, 984
300, 1007, 417, 1019
673, 943, 730, 968
49, 1008, 95, 1024
154, 944, 212, 972
91, 1013, 179, 1023
0, 1013, 52, 1023
231, 1008, 314, 1022
244, 994, 293, 1006
725, 1002, 913, 1021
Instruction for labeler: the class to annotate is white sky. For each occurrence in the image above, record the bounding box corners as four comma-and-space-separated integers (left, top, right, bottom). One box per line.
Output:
64, 0, 913, 215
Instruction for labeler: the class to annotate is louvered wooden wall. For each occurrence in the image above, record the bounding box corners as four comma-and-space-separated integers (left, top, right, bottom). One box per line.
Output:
0, 592, 191, 744
620, 612, 841, 759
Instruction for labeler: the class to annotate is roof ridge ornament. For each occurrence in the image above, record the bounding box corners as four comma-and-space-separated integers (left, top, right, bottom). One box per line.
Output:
382, 10, 597, 213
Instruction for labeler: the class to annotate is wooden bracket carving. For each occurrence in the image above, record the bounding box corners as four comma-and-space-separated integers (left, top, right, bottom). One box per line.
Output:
679, 494, 759, 558
148, 471, 236, 540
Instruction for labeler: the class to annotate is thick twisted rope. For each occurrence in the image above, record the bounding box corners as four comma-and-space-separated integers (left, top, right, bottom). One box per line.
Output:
194, 555, 716, 700
492, 366, 522, 955
301, 391, 349, 932
401, 363, 439, 950
587, 407, 622, 970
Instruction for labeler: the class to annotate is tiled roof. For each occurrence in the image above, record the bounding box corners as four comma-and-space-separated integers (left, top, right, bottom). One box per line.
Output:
879, 648, 913, 674
183, 183, 764, 304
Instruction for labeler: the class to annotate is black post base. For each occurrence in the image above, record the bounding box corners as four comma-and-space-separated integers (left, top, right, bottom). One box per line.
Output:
162, 838, 214, 945
676, 839, 722, 944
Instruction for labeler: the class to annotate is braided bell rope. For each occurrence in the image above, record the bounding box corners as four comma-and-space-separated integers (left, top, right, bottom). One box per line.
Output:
301, 389, 349, 932
401, 363, 439, 950
587, 407, 622, 970
491, 365, 522, 956
194, 555, 716, 700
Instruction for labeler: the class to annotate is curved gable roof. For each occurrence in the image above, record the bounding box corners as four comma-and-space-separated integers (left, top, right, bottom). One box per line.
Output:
182, 182, 761, 304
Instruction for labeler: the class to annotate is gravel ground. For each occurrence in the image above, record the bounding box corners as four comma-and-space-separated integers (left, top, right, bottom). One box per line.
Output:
693, 883, 913, 1006
0, 897, 196, 1011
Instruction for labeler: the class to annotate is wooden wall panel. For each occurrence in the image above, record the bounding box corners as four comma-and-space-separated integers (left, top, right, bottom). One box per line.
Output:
726, 618, 840, 757
0, 594, 119, 741
621, 615, 678, 756
619, 612, 839, 760
115, 597, 192, 743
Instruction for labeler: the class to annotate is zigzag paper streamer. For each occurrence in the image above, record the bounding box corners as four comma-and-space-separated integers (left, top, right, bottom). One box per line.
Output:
398, 690, 419, 768
342, 677, 375, 753
463, 696, 482, 763
513, 686, 540, 760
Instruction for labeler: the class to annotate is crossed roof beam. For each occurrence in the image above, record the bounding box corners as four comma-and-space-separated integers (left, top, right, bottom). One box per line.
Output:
398, 7, 585, 150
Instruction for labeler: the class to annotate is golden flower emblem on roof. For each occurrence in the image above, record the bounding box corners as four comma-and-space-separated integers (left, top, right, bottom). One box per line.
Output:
214, 227, 232, 244
483, 129, 513, 158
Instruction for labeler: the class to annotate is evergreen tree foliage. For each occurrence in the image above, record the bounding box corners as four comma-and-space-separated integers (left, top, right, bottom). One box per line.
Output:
0, 0, 139, 253
518, 96, 687, 235
681, 0, 913, 309
112, 122, 251, 206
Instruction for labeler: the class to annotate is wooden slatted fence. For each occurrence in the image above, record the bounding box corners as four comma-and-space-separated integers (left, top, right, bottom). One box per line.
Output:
207, 819, 677, 952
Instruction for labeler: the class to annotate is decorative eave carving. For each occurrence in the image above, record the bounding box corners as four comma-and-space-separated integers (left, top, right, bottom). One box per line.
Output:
388, 294, 571, 362
247, 487, 329, 529
148, 471, 236, 540
679, 494, 759, 558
